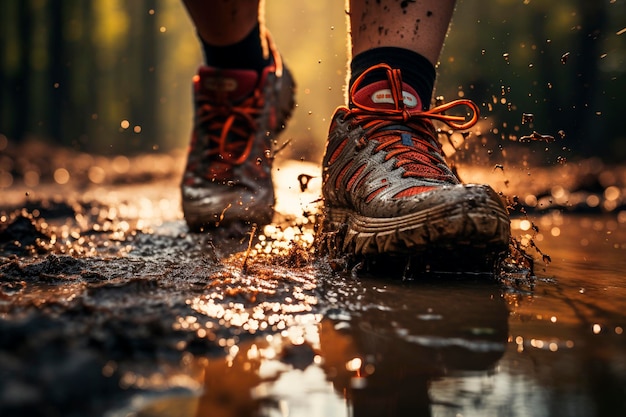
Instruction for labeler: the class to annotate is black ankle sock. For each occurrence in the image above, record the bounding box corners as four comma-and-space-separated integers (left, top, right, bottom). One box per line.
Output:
200, 24, 271, 72
349, 47, 436, 110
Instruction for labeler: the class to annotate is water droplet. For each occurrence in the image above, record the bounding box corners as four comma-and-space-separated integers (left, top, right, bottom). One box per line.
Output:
521, 113, 534, 125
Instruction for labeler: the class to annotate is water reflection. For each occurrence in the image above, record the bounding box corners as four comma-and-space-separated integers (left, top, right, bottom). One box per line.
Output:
318, 276, 508, 417
136, 275, 508, 417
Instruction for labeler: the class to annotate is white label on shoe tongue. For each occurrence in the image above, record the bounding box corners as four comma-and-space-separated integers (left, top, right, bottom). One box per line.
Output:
371, 89, 418, 108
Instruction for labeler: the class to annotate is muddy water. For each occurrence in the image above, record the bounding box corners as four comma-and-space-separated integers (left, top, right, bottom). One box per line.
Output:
132, 215, 626, 417
1, 160, 626, 417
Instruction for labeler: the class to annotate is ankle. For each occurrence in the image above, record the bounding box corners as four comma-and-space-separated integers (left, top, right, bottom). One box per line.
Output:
200, 23, 272, 73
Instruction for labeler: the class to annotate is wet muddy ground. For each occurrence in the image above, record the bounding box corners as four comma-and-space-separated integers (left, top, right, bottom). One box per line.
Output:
1, 142, 626, 417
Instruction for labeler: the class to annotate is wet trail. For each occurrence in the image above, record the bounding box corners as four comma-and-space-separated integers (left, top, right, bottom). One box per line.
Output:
1, 148, 626, 417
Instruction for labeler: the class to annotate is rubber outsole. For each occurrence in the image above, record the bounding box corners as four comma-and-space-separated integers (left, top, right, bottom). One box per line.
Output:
323, 184, 511, 256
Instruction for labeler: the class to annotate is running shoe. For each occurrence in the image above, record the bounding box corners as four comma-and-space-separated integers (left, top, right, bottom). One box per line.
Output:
322, 63, 510, 256
181, 34, 295, 231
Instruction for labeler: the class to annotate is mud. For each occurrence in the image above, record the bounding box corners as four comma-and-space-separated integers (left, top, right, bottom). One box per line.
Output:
0, 196, 324, 416
2, 141, 626, 417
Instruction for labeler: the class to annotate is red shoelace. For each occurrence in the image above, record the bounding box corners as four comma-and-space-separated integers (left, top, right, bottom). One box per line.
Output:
345, 63, 480, 179
194, 88, 265, 167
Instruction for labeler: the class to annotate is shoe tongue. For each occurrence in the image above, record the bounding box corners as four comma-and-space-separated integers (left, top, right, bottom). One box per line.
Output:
197, 67, 259, 103
352, 80, 423, 110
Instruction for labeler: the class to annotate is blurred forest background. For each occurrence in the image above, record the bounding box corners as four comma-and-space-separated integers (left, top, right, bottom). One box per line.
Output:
0, 0, 624, 165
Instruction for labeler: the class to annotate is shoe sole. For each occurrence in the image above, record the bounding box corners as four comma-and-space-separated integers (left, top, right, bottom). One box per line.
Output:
182, 191, 274, 231
323, 184, 510, 256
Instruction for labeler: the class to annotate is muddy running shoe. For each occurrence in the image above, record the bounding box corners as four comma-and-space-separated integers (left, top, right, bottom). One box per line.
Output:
181, 35, 295, 231
322, 63, 510, 256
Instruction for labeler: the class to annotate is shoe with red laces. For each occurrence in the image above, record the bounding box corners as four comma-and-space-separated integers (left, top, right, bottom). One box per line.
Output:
181, 35, 295, 231
322, 64, 510, 256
